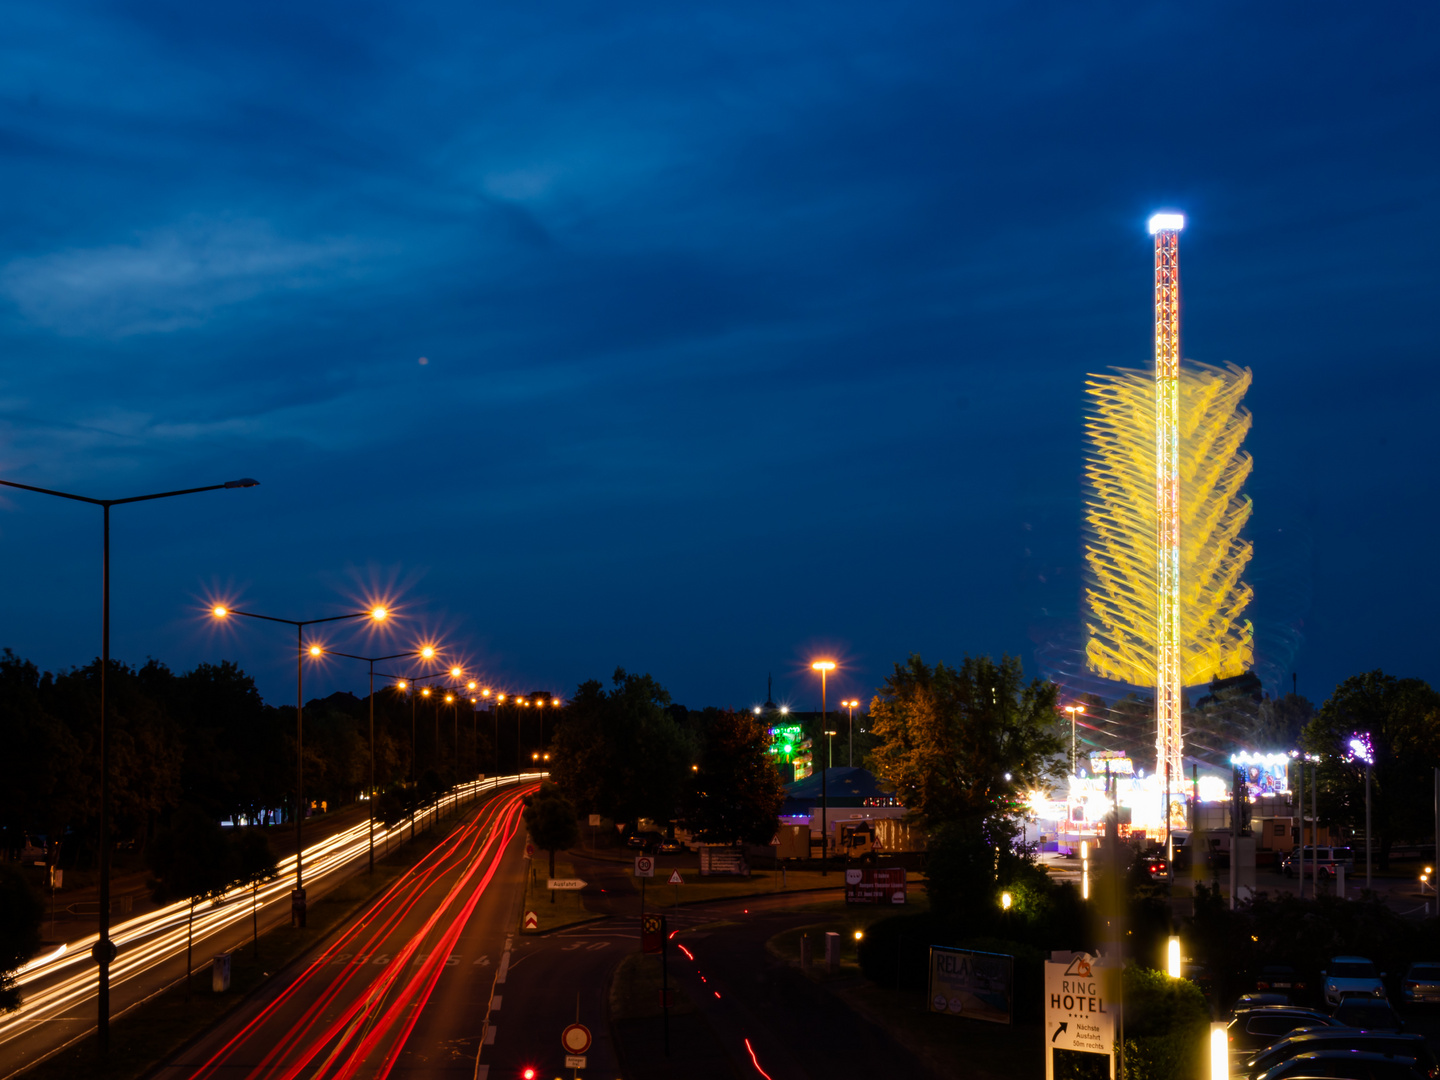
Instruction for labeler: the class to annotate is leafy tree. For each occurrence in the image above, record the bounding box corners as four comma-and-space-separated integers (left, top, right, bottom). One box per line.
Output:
230, 829, 278, 959
866, 654, 1062, 920
522, 782, 580, 890
549, 669, 693, 828
0, 864, 42, 1012
683, 709, 784, 845
1301, 671, 1440, 869
148, 805, 238, 998
0, 651, 83, 859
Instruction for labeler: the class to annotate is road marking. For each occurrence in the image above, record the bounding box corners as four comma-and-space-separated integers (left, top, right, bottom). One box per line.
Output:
496, 951, 510, 984
483, 1026, 496, 1044
475, 1067, 488, 1080
490, 995, 501, 1010
473, 954, 490, 965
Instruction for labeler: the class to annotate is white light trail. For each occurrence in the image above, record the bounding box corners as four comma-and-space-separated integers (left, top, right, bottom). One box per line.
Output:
0, 776, 531, 1053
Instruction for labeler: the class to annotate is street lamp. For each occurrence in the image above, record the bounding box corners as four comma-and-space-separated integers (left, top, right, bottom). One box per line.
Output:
842, 699, 860, 767
211, 603, 387, 902
1349, 734, 1375, 892
811, 660, 836, 877
0, 474, 257, 1052
1064, 705, 1086, 776
317, 646, 433, 873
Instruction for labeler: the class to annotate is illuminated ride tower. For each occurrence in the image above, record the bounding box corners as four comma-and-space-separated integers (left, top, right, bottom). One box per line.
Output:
1150, 211, 1185, 787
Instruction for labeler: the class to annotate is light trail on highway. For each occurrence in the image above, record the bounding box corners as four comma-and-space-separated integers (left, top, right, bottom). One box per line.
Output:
0, 775, 534, 1073
184, 782, 533, 1079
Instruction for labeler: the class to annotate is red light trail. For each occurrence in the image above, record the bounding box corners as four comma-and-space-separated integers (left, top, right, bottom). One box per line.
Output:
185, 784, 536, 1080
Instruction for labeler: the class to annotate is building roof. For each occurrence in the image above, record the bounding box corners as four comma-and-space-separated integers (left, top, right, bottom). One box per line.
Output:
782, 767, 891, 811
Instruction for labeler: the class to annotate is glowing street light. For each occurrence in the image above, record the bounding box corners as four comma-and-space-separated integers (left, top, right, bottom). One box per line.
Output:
0, 473, 258, 1052
211, 601, 386, 901
811, 660, 837, 877
1064, 705, 1086, 776
322, 645, 442, 871
1167, 935, 1182, 978
841, 699, 860, 767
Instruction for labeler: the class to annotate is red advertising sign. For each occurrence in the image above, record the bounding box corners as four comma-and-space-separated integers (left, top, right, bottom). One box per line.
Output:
844, 867, 907, 904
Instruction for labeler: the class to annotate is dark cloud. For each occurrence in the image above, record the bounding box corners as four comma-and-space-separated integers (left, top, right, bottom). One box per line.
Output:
0, 1, 1436, 710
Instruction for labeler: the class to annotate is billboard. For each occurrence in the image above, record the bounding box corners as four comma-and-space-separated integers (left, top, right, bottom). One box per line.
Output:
928, 947, 1013, 1024
844, 867, 907, 904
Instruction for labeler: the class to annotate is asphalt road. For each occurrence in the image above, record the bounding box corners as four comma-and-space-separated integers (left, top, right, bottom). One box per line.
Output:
0, 778, 529, 1080
152, 782, 537, 1080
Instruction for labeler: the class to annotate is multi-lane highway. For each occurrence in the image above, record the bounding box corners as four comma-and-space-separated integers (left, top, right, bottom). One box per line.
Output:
155, 780, 538, 1080
0, 776, 533, 1079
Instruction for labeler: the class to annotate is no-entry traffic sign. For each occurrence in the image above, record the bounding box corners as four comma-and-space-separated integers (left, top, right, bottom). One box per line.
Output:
634, 855, 655, 878
561, 1022, 592, 1055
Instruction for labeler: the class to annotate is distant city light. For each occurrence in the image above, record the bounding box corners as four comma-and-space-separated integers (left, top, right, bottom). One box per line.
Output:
1148, 212, 1185, 233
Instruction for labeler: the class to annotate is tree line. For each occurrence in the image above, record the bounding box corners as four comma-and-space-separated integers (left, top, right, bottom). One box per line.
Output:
0, 649, 512, 869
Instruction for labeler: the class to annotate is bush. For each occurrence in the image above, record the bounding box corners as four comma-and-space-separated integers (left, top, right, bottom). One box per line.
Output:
1123, 965, 1208, 1080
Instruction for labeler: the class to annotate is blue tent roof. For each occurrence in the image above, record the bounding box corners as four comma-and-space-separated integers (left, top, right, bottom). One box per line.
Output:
782, 767, 890, 811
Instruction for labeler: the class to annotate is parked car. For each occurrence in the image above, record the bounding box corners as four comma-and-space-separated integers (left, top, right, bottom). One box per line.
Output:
1323, 957, 1388, 1007
657, 838, 686, 854
1334, 1000, 1403, 1033
1234, 993, 1293, 1013
1227, 1006, 1345, 1058
1254, 1049, 1426, 1079
1258, 965, 1310, 1000
1243, 1030, 1437, 1080
1283, 846, 1357, 880
624, 831, 664, 853
1402, 963, 1440, 1007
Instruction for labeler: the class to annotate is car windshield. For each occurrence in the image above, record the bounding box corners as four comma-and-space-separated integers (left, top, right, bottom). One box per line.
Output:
1411, 966, 1440, 980
1330, 961, 1378, 978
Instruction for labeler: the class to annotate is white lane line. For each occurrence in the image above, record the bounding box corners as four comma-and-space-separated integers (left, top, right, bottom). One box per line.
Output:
489, 995, 502, 1010
483, 1027, 496, 1044
496, 951, 510, 984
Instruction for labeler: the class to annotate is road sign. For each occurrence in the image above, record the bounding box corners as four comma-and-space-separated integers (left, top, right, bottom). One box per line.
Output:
1044, 952, 1115, 1079
547, 879, 587, 890
668, 869, 683, 885
523, 910, 538, 931
561, 1022, 592, 1054
565, 1055, 587, 1069
523, 842, 535, 860
588, 813, 602, 826
642, 913, 663, 954
634, 855, 655, 878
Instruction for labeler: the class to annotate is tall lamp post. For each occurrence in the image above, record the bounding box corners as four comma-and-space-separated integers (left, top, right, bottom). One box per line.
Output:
842, 699, 859, 767
811, 660, 836, 877
323, 647, 433, 873
212, 604, 388, 899
0, 474, 258, 1054
1349, 735, 1374, 892
1065, 705, 1086, 776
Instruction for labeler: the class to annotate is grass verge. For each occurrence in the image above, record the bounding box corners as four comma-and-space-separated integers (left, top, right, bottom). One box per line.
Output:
519, 857, 598, 934
609, 952, 695, 1020
18, 814, 464, 1080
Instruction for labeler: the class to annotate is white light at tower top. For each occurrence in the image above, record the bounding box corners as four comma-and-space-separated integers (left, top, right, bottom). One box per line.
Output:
1148, 212, 1185, 234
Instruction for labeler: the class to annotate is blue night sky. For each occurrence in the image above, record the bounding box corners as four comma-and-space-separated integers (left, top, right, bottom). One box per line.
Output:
1, 2, 1436, 714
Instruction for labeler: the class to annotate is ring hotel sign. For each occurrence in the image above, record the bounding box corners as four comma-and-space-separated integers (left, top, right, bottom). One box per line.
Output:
1044, 951, 1116, 1080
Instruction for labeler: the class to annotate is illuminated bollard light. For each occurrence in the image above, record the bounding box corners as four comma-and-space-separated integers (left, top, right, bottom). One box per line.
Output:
1210, 1021, 1228, 1080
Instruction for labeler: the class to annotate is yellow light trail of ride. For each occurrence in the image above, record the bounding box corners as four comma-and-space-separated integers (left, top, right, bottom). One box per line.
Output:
1083, 362, 1254, 701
